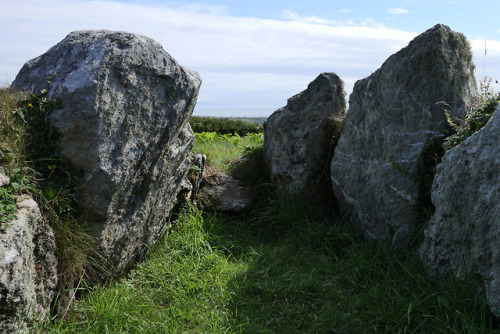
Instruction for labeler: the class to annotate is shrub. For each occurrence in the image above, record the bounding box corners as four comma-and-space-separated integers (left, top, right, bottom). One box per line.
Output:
190, 116, 263, 136
443, 78, 500, 151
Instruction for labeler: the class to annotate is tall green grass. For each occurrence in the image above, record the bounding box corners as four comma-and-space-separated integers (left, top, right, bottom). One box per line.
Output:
47, 193, 497, 333
192, 132, 263, 172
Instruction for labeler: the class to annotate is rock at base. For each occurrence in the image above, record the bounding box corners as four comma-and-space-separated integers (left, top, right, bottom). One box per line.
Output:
0, 191, 58, 333
197, 168, 255, 213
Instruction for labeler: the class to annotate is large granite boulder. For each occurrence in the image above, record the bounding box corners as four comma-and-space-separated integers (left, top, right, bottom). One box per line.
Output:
0, 188, 58, 333
330, 24, 478, 248
264, 73, 346, 198
12, 30, 201, 276
420, 106, 500, 317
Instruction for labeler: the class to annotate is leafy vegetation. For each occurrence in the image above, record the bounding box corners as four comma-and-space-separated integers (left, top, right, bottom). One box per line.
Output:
444, 78, 500, 151
192, 131, 263, 172
190, 116, 264, 136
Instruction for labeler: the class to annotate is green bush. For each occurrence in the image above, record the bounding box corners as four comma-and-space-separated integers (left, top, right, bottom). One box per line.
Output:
190, 116, 263, 136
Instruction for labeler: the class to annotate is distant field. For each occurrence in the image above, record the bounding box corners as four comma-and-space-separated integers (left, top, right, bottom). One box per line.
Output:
195, 116, 268, 125
228, 117, 267, 125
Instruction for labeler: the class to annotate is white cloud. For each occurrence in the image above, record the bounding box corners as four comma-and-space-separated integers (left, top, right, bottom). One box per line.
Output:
281, 9, 355, 26
388, 8, 410, 15
2, 1, 498, 117
179, 3, 228, 15
282, 10, 386, 29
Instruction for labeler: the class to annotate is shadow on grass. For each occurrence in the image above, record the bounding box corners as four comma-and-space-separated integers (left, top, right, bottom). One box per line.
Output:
203, 193, 498, 334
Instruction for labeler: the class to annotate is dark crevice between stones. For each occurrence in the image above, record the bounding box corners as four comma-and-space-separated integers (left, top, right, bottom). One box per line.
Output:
409, 135, 446, 248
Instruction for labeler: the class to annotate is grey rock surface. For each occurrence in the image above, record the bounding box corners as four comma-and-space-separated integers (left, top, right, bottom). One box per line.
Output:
0, 172, 8, 187
189, 154, 206, 201
198, 171, 254, 213
330, 24, 478, 248
0, 193, 58, 333
12, 30, 201, 276
263, 73, 346, 198
176, 153, 205, 203
420, 106, 500, 317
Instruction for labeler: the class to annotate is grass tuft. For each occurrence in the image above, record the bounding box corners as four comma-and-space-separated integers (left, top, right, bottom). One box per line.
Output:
0, 87, 102, 313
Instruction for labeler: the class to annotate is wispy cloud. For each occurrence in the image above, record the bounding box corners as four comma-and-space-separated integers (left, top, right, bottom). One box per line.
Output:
388, 8, 410, 15
282, 10, 386, 29
281, 10, 355, 26
179, 3, 228, 15
1, 1, 498, 116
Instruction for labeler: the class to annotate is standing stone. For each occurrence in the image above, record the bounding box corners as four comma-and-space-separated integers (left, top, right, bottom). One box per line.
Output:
420, 106, 500, 317
12, 30, 201, 276
264, 73, 346, 199
330, 24, 478, 248
0, 193, 58, 333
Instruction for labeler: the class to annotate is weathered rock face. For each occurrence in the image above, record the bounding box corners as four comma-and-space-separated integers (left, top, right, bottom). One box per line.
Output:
420, 106, 500, 317
12, 30, 201, 275
330, 24, 478, 248
189, 154, 206, 202
176, 154, 206, 203
264, 73, 346, 198
197, 169, 255, 213
0, 190, 58, 333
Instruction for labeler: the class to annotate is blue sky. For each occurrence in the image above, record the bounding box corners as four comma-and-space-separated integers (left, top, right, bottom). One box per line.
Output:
2, 0, 500, 117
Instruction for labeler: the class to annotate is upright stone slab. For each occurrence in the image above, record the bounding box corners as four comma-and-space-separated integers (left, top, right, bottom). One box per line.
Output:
330, 25, 478, 248
12, 30, 201, 276
264, 73, 346, 198
420, 107, 500, 317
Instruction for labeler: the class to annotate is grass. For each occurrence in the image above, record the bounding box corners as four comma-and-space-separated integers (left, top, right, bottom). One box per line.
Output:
42, 129, 498, 333
45, 193, 498, 333
0, 87, 29, 173
192, 132, 263, 172
0, 87, 100, 309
